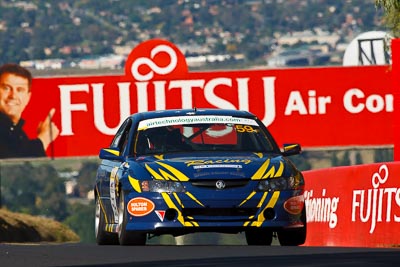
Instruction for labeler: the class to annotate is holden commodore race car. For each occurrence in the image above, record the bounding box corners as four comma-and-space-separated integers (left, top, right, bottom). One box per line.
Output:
94, 108, 306, 246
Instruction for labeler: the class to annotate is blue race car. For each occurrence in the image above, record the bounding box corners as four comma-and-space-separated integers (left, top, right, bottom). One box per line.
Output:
94, 108, 306, 246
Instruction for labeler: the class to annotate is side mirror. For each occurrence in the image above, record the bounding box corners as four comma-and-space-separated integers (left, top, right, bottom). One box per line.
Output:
99, 148, 124, 161
282, 143, 301, 156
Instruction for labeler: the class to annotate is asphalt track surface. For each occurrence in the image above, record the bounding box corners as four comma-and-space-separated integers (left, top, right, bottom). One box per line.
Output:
0, 243, 399, 267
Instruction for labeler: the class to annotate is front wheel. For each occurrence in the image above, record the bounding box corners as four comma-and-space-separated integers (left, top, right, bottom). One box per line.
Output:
95, 196, 118, 245
245, 229, 273, 245
118, 190, 147, 246
277, 209, 307, 246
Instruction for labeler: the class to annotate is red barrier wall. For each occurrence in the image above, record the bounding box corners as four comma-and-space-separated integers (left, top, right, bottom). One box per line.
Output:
303, 162, 400, 247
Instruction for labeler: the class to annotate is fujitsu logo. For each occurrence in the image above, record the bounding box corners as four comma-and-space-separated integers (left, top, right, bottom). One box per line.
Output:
352, 164, 400, 234
130, 44, 178, 81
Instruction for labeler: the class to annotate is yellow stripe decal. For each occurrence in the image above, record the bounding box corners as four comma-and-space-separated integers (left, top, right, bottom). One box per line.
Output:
263, 165, 276, 178
171, 193, 201, 226
185, 192, 205, 207
185, 216, 199, 227
238, 191, 256, 207
145, 162, 190, 181
156, 161, 190, 181
159, 169, 179, 181
244, 215, 255, 226
251, 191, 280, 227
285, 144, 297, 150
173, 192, 184, 208
252, 159, 285, 180
251, 159, 270, 180
145, 164, 165, 180
96, 189, 109, 225
257, 192, 268, 208
154, 154, 164, 160
128, 175, 141, 193
161, 192, 195, 227
275, 161, 284, 177
104, 148, 120, 156
191, 220, 199, 226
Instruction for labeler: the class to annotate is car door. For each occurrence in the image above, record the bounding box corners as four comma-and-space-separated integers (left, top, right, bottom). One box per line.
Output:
97, 118, 132, 223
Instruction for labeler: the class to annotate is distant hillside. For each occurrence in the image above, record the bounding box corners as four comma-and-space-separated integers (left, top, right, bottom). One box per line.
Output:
0, 208, 79, 243
0, 0, 383, 65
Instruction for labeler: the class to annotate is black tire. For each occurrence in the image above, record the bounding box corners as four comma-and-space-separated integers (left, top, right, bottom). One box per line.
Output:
95, 196, 118, 245
277, 208, 307, 246
118, 190, 147, 246
245, 229, 273, 245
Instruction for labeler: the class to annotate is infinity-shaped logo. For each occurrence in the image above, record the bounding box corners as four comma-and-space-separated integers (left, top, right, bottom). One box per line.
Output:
371, 164, 389, 189
130, 44, 178, 81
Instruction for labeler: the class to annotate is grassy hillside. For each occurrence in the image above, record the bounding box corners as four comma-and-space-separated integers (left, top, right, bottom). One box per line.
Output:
0, 208, 80, 243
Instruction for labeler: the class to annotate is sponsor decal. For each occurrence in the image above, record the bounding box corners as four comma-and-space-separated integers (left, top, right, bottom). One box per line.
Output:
193, 164, 242, 169
138, 115, 258, 130
304, 189, 339, 229
351, 164, 400, 234
127, 197, 155, 217
129, 43, 178, 82
155, 210, 166, 222
284, 195, 305, 215
186, 159, 252, 167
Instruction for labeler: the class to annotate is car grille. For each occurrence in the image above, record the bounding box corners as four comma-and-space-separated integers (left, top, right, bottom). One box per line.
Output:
182, 207, 257, 221
191, 179, 249, 188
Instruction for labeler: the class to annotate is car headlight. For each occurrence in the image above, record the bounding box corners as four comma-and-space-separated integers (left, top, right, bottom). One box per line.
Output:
141, 180, 185, 193
257, 173, 304, 192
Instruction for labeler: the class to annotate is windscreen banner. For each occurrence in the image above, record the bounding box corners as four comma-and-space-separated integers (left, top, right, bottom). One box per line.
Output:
303, 162, 400, 247
14, 39, 394, 158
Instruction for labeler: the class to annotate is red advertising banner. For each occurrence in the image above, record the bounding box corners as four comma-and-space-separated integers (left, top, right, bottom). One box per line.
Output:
303, 162, 400, 247
16, 39, 393, 158
392, 39, 400, 161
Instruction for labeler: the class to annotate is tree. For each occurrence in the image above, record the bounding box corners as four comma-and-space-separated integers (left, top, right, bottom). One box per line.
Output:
355, 152, 363, 165
374, 148, 393, 162
290, 153, 312, 171
331, 152, 339, 167
64, 202, 95, 243
340, 151, 351, 166
0, 162, 68, 221
77, 161, 99, 197
376, 0, 400, 37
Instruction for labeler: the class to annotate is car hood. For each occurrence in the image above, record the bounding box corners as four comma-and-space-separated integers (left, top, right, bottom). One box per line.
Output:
131, 152, 293, 181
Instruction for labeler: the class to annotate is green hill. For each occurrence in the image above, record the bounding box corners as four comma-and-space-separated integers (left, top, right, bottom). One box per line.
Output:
0, 208, 79, 243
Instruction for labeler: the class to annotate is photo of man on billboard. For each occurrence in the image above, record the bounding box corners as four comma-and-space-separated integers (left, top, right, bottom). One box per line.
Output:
0, 63, 59, 159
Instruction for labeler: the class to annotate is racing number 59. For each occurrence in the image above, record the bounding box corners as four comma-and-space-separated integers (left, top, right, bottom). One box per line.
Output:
235, 125, 255, 133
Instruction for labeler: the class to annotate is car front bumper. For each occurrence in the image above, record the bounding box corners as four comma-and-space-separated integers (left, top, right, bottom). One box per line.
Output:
123, 189, 305, 234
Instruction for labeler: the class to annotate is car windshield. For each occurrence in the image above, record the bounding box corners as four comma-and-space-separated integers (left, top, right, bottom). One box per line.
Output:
133, 115, 277, 155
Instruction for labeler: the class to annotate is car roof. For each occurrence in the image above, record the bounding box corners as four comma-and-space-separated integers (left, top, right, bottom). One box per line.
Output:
130, 108, 257, 121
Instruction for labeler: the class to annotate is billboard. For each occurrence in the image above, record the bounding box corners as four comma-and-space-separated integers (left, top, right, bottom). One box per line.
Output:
1, 39, 394, 158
